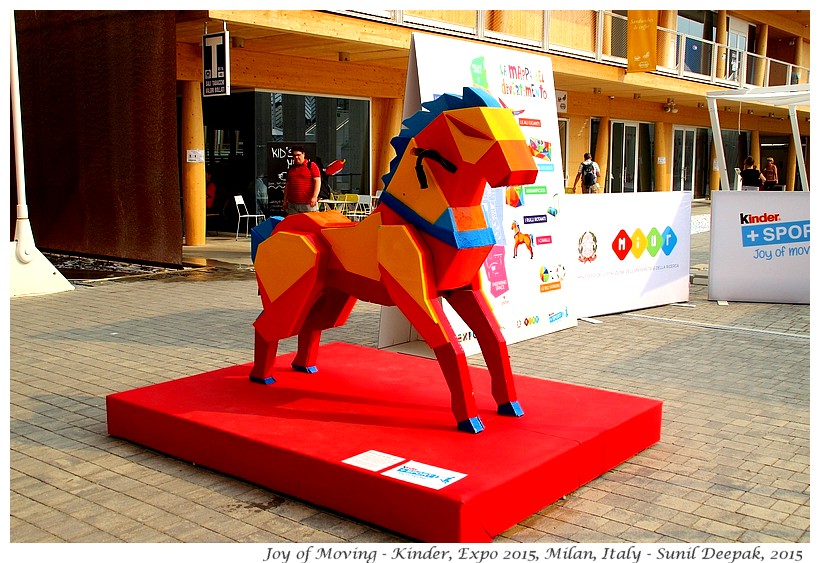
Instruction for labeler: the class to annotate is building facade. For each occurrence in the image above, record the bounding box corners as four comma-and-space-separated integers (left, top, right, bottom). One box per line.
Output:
12, 10, 810, 264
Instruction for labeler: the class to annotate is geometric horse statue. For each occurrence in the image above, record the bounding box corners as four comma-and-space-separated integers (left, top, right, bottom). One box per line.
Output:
250, 86, 538, 433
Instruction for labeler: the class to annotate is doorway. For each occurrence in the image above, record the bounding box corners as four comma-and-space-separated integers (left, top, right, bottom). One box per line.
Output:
672, 127, 697, 195
610, 122, 639, 193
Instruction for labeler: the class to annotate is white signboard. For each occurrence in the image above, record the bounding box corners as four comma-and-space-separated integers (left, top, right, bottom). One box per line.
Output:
561, 192, 691, 318
709, 191, 810, 304
381, 460, 467, 490
379, 33, 575, 355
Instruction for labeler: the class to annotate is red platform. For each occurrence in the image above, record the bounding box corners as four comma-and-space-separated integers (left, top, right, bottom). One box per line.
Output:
106, 343, 662, 542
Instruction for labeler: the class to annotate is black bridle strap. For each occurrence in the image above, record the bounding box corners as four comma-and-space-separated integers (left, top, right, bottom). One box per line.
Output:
414, 148, 458, 189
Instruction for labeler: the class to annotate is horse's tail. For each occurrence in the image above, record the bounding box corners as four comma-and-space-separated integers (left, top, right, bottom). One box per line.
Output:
250, 216, 284, 263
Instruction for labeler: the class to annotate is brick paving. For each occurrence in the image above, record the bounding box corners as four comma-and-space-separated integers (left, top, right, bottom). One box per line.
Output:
9, 201, 810, 544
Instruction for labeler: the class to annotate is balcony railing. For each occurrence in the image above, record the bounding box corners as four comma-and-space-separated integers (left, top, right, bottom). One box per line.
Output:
335, 9, 809, 89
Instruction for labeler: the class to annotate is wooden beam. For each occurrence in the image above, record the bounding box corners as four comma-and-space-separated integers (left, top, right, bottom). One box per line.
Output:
177, 42, 406, 98
206, 10, 414, 49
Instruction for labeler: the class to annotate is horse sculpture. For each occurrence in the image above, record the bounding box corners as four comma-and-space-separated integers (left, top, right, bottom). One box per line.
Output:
511, 221, 534, 259
250, 86, 538, 433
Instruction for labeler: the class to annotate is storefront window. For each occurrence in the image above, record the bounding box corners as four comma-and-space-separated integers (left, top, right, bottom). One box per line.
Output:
261, 92, 370, 196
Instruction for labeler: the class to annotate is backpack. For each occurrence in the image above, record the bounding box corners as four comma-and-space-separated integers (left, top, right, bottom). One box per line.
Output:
582, 162, 597, 187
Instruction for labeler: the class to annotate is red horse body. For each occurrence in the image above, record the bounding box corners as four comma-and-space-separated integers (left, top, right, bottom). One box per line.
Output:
251, 87, 538, 432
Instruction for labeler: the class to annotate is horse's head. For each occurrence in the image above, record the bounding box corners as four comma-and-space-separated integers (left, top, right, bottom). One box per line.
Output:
410, 88, 538, 207
379, 87, 538, 254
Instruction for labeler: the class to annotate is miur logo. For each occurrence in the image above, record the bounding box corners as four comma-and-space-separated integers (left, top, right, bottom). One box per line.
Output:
612, 227, 677, 260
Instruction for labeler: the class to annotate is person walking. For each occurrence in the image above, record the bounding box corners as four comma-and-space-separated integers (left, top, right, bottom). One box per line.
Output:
762, 157, 779, 191
572, 153, 601, 194
283, 145, 322, 214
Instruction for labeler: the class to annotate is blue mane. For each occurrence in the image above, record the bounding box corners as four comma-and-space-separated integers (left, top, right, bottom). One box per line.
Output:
380, 87, 502, 190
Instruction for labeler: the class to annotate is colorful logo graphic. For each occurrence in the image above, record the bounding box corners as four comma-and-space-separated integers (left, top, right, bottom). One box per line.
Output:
539, 264, 565, 293
505, 186, 525, 208
739, 211, 810, 247
612, 227, 678, 260
470, 56, 489, 89
529, 138, 551, 161
578, 231, 598, 263
482, 245, 509, 297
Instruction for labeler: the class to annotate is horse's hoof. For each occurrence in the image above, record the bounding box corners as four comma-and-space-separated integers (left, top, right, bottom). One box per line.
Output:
249, 374, 275, 385
292, 363, 318, 374
457, 417, 485, 434
498, 401, 524, 417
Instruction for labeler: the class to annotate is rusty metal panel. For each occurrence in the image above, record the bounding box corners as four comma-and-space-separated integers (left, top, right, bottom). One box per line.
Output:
14, 11, 182, 265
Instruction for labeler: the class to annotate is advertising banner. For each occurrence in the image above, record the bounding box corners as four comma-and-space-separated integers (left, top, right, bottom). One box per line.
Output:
627, 11, 658, 73
709, 191, 809, 304
379, 33, 575, 355
561, 192, 691, 318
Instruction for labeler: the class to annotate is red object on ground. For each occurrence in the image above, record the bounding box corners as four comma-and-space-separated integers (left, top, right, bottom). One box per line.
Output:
106, 343, 662, 542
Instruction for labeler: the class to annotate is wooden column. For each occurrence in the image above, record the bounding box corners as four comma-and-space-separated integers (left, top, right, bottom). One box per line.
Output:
657, 11, 677, 69
653, 121, 670, 191
594, 116, 610, 192
750, 129, 761, 169
754, 24, 769, 86
181, 81, 205, 246
793, 37, 805, 84
786, 136, 797, 191
370, 97, 404, 195
716, 10, 728, 79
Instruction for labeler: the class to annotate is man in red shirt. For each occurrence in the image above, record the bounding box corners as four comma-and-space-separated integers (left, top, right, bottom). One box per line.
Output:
283, 145, 321, 214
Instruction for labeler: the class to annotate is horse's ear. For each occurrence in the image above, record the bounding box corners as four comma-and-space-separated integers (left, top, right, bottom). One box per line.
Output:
446, 114, 493, 140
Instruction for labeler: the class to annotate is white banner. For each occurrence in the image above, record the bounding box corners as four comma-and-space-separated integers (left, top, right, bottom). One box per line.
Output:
709, 191, 810, 304
561, 193, 691, 318
379, 33, 575, 355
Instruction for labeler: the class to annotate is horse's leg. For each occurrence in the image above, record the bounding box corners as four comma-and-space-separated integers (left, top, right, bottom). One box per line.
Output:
513, 240, 518, 258
292, 290, 358, 372
250, 231, 326, 383
527, 238, 534, 259
444, 283, 523, 418
249, 313, 279, 384
378, 226, 483, 433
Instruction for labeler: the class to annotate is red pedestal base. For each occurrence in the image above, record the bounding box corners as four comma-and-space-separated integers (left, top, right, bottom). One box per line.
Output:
106, 343, 662, 542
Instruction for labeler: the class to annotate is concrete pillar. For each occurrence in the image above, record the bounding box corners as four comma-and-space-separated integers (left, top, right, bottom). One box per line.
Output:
709, 139, 721, 194
654, 121, 670, 191
181, 81, 206, 247
594, 116, 610, 192
370, 97, 403, 195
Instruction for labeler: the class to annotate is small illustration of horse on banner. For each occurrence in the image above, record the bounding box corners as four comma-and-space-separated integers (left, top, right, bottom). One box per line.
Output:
250, 86, 538, 433
511, 221, 534, 259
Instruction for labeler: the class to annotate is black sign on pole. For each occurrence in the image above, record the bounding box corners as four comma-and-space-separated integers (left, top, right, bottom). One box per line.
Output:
202, 31, 230, 97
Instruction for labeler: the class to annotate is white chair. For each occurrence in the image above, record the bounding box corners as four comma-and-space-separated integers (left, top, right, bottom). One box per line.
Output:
354, 195, 373, 220
234, 195, 265, 240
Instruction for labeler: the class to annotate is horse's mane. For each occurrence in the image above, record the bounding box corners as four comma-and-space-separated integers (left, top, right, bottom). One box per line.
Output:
381, 87, 501, 190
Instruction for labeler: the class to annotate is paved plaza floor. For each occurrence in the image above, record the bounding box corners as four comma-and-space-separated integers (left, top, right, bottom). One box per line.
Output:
9, 200, 810, 546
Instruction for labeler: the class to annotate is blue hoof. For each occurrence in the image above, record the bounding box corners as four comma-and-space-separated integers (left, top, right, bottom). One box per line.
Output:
292, 363, 318, 374
457, 417, 485, 434
249, 375, 275, 385
498, 401, 524, 417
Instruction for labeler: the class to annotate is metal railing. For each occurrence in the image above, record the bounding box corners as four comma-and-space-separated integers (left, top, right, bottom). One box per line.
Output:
336, 10, 809, 89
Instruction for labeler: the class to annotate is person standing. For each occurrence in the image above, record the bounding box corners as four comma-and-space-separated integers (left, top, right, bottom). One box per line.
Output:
740, 156, 766, 191
283, 145, 321, 214
572, 153, 601, 194
762, 157, 779, 191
